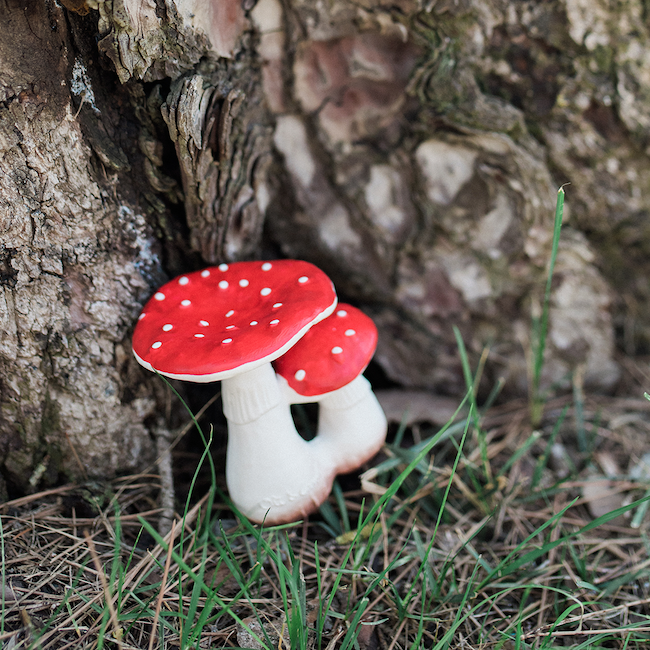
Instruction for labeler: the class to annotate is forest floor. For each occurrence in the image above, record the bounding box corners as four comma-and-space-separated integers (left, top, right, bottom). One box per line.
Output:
3, 356, 650, 649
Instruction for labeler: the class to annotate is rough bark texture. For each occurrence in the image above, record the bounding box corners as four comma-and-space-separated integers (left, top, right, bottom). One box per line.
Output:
1, 0, 649, 489
261, 0, 626, 395
0, 0, 164, 488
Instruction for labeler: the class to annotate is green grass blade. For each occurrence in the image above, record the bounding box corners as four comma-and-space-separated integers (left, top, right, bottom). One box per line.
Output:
572, 366, 587, 453
138, 517, 272, 648
483, 492, 650, 591
339, 597, 369, 650
155, 372, 217, 527
432, 560, 481, 649
332, 480, 350, 533
531, 405, 569, 489
402, 408, 473, 605
531, 186, 566, 425
498, 430, 542, 479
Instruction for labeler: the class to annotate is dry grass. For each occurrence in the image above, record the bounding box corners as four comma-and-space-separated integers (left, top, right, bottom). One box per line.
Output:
3, 381, 650, 649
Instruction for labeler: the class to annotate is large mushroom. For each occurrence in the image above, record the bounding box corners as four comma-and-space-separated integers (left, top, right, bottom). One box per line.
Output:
274, 304, 387, 475
132, 260, 338, 524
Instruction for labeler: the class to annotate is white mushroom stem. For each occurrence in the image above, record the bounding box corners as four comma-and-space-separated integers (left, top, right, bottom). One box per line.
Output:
222, 362, 336, 524
278, 374, 387, 475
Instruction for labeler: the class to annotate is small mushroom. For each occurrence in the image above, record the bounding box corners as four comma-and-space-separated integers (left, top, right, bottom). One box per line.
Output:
132, 260, 339, 524
274, 304, 387, 475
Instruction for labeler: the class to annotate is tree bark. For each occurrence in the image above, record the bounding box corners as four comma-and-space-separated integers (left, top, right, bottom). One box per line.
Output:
0, 0, 169, 489
2, 0, 648, 488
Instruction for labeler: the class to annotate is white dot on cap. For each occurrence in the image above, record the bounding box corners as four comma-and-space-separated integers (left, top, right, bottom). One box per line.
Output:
226, 310, 235, 318
219, 264, 229, 271
138, 313, 146, 320
250, 320, 258, 326
226, 325, 236, 330
239, 279, 249, 287
261, 287, 271, 296
262, 262, 272, 271
152, 341, 162, 349
181, 299, 191, 306
270, 319, 279, 326
337, 310, 347, 317
194, 333, 205, 338
222, 338, 233, 344
331, 346, 343, 355
154, 292, 165, 301
162, 324, 173, 332
345, 329, 356, 336
219, 280, 229, 289
199, 320, 209, 326
298, 276, 308, 283
201, 269, 210, 277
295, 369, 306, 381
179, 276, 189, 285
273, 302, 283, 308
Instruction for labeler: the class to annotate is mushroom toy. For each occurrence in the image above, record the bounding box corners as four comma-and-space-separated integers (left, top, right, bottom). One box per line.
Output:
132, 260, 339, 524
274, 304, 387, 475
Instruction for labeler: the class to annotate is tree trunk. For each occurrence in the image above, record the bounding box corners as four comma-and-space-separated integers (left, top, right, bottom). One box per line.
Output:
0, 0, 162, 490
2, 0, 647, 489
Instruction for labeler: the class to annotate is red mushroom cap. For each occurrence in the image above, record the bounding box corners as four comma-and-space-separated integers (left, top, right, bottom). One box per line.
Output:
132, 260, 337, 382
273, 304, 377, 397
